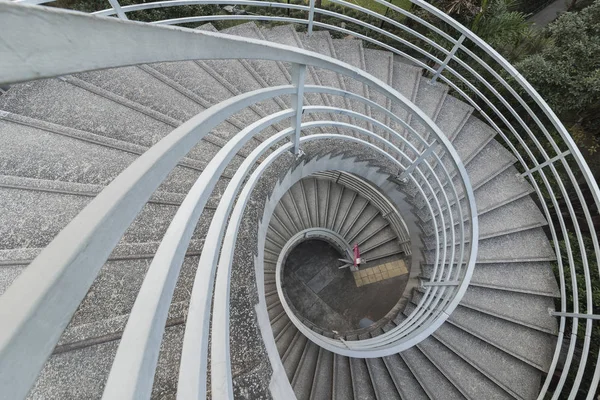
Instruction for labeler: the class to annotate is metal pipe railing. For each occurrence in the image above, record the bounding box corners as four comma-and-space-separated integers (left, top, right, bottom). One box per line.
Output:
15, 0, 597, 395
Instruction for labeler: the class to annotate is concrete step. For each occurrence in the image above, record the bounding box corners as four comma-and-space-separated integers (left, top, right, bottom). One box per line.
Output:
299, 31, 351, 131
389, 55, 422, 151
434, 93, 474, 143
282, 330, 308, 379
291, 340, 320, 400
432, 321, 542, 400
309, 348, 334, 400
408, 77, 448, 152
260, 24, 336, 135
413, 286, 558, 335
401, 346, 465, 400
275, 320, 297, 357
424, 227, 556, 264
348, 210, 388, 244
350, 357, 377, 399
365, 357, 402, 400
343, 205, 381, 244
451, 114, 497, 165
331, 38, 371, 131
469, 262, 560, 297
67, 71, 255, 168
28, 323, 184, 399
0, 113, 208, 194
359, 228, 402, 261
447, 305, 557, 372
0, 185, 212, 251
425, 138, 516, 204
423, 195, 547, 245
302, 178, 320, 229
363, 48, 394, 145
55, 248, 196, 345
0, 78, 244, 174
460, 286, 558, 334
417, 166, 535, 224
315, 178, 331, 228
332, 186, 358, 233
145, 59, 276, 141
338, 196, 369, 238
417, 336, 513, 400
332, 354, 353, 400
422, 260, 559, 298
325, 182, 345, 231
270, 310, 291, 339
383, 354, 429, 400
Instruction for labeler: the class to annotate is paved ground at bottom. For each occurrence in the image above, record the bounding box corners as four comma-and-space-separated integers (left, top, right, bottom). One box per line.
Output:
283, 240, 409, 332
353, 259, 409, 287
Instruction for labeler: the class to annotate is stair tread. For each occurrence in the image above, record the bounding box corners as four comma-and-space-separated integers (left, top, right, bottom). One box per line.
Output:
461, 286, 558, 334
448, 305, 557, 371
292, 341, 320, 400
422, 261, 559, 297
363, 48, 393, 134
433, 321, 542, 400
0, 186, 209, 251
470, 261, 560, 297
365, 357, 401, 400
434, 92, 473, 142
401, 346, 465, 400
310, 348, 333, 400
418, 336, 513, 400
474, 166, 534, 215
350, 357, 377, 400
424, 227, 556, 263
333, 355, 353, 400
382, 354, 429, 400
452, 115, 496, 163
331, 39, 370, 130
477, 195, 547, 239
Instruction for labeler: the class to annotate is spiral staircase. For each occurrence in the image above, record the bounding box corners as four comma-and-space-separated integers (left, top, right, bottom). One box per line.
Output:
0, 0, 599, 399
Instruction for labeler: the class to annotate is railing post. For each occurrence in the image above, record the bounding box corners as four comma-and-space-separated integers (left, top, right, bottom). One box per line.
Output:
398, 141, 438, 182
430, 34, 465, 84
307, 0, 316, 36
107, 0, 128, 20
291, 63, 306, 155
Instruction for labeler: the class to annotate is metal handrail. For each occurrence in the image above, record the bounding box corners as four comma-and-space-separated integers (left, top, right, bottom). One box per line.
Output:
0, 1, 525, 398
79, 0, 600, 394
6, 0, 592, 396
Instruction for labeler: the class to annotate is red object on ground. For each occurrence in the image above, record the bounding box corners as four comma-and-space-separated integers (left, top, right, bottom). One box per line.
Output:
353, 244, 361, 267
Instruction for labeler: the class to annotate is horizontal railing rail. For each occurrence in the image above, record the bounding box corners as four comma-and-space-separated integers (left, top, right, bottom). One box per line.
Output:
18, 0, 600, 396
0, 4, 478, 399
69, 0, 600, 394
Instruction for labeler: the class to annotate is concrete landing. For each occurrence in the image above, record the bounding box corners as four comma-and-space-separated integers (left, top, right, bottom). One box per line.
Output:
283, 240, 409, 332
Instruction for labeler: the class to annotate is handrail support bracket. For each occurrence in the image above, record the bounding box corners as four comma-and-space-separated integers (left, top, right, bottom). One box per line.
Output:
107, 0, 128, 20
307, 0, 316, 36
291, 63, 307, 155
430, 34, 465, 84
398, 141, 438, 182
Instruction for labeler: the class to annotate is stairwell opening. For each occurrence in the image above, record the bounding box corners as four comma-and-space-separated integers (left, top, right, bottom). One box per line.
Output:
281, 238, 410, 335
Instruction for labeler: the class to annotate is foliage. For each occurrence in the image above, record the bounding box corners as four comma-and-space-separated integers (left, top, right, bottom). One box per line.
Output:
516, 1, 600, 172
554, 232, 600, 396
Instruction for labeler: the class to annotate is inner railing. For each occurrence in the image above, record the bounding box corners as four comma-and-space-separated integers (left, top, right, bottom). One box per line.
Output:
4, 0, 599, 397
0, 4, 477, 399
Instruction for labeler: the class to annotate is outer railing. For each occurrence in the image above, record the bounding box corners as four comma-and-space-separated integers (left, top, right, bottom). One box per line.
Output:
5, 0, 599, 396
0, 3, 478, 399
65, 0, 600, 396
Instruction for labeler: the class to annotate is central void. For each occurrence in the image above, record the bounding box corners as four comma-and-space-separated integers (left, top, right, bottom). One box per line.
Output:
282, 239, 408, 333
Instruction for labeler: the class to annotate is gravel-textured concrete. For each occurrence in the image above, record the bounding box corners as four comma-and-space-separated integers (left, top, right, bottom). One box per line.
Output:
0, 20, 563, 400
418, 335, 513, 400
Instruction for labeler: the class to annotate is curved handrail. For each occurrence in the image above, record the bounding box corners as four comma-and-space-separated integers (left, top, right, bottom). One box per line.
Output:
0, 2, 480, 398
